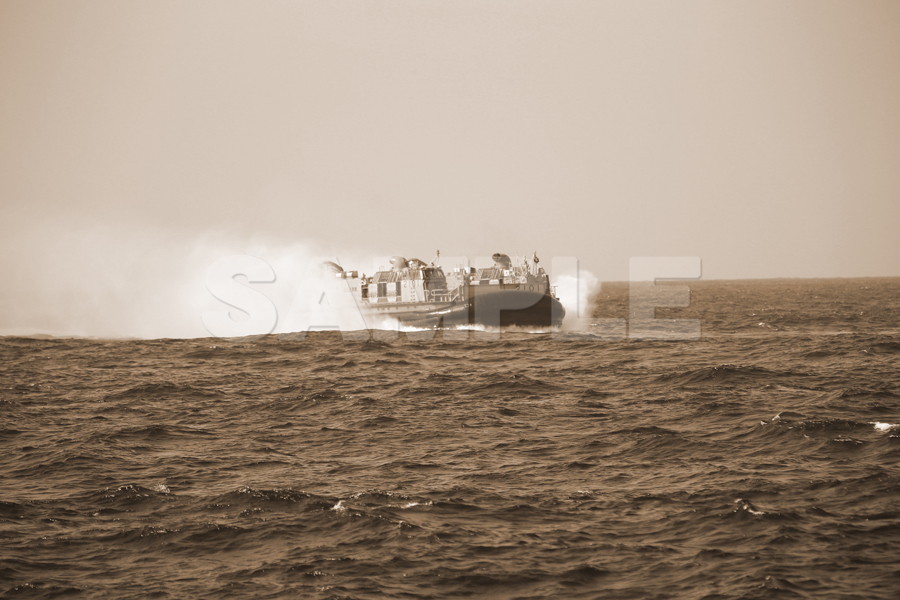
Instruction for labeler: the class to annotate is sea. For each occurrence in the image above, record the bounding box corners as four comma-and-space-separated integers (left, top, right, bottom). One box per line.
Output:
1, 278, 898, 599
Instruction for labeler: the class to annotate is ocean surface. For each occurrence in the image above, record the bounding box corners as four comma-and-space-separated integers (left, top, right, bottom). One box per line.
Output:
2, 278, 899, 599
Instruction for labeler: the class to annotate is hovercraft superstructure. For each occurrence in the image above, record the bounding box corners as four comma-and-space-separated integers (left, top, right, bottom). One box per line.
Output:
329, 252, 565, 328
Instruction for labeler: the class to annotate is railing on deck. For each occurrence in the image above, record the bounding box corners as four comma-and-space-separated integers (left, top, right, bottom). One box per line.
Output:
424, 289, 459, 303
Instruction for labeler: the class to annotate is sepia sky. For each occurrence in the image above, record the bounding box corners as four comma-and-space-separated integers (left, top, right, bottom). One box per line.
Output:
1, 1, 899, 335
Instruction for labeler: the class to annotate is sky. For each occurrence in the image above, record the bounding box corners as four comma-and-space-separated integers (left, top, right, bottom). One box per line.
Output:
1, 0, 898, 337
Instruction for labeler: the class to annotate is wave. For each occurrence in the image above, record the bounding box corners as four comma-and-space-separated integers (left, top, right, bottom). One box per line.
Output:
766, 412, 898, 434
90, 423, 218, 443
97, 525, 183, 545
610, 425, 679, 436
210, 487, 335, 512
462, 373, 563, 395
749, 412, 900, 449
360, 415, 400, 428
864, 341, 900, 354
0, 500, 29, 519
656, 364, 795, 386
68, 484, 177, 509
104, 382, 225, 400
827, 386, 899, 401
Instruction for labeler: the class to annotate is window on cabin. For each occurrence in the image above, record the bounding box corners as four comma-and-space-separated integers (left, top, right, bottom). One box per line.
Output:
423, 268, 447, 290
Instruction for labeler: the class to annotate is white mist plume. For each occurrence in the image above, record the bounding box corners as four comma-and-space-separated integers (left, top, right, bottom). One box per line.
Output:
186, 238, 405, 338
551, 261, 599, 330
0, 223, 386, 339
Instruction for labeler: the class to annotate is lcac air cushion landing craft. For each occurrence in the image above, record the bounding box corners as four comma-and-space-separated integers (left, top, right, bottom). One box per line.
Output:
325, 252, 565, 329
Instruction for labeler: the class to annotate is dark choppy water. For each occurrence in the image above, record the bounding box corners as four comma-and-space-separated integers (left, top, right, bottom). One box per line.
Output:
2, 278, 899, 599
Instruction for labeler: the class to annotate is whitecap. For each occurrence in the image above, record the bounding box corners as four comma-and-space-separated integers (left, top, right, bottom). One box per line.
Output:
871, 422, 897, 432
734, 498, 766, 516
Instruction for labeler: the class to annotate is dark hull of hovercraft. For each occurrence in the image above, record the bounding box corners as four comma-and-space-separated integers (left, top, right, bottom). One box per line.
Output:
364, 290, 565, 329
